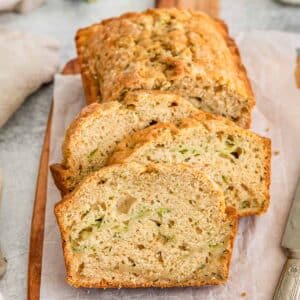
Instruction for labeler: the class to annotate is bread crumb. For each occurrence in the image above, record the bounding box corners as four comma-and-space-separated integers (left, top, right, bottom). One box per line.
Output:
273, 151, 280, 156
265, 128, 270, 132
240, 292, 247, 297
55, 163, 237, 287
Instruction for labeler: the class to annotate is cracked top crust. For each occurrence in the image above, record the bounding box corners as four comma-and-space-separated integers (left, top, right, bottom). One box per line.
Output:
76, 8, 254, 128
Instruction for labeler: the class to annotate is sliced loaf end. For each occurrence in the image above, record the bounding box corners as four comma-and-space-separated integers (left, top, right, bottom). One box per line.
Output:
55, 162, 237, 288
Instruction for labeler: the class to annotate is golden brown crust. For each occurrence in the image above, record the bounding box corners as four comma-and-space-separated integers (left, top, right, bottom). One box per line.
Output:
66, 277, 222, 289
223, 206, 238, 280
248, 137, 271, 217
55, 163, 238, 289
50, 164, 71, 196
76, 8, 254, 128
76, 27, 101, 104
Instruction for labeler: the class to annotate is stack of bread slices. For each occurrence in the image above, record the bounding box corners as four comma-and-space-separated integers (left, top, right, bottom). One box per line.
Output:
52, 8, 271, 289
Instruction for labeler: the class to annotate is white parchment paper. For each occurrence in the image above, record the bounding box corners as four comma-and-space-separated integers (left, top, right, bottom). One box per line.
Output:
41, 31, 300, 300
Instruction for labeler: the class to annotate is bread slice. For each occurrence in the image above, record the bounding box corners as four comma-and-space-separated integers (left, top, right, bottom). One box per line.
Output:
76, 8, 254, 128
55, 162, 237, 288
109, 112, 271, 217
50, 90, 198, 194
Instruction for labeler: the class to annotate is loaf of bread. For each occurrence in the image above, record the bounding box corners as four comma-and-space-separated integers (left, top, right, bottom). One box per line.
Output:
109, 112, 271, 217
76, 8, 254, 128
50, 90, 198, 194
55, 162, 237, 288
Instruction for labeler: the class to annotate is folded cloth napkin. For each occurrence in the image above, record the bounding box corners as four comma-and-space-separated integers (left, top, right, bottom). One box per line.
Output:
0, 0, 44, 13
0, 27, 59, 128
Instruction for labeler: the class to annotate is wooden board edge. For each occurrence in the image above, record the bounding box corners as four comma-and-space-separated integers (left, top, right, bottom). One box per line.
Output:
27, 103, 52, 300
27, 58, 79, 300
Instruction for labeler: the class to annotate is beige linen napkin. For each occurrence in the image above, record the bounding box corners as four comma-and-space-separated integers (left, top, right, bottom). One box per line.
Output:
0, 0, 44, 13
0, 27, 59, 128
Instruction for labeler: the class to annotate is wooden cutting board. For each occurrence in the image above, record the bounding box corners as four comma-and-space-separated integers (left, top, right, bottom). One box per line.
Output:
27, 3, 219, 299
27, 59, 80, 300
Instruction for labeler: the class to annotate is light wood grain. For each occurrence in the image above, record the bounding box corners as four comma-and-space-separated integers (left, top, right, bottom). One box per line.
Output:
27, 59, 79, 300
27, 103, 52, 300
156, 0, 219, 17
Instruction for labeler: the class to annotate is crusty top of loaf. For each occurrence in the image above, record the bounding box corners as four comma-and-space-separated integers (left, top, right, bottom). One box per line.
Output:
76, 8, 254, 128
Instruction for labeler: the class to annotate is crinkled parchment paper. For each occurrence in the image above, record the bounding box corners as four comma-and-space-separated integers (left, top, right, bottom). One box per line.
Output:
40, 31, 300, 300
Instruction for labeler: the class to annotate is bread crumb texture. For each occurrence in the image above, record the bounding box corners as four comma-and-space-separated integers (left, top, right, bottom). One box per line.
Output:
55, 163, 237, 288
50, 90, 198, 194
109, 112, 271, 217
76, 8, 254, 128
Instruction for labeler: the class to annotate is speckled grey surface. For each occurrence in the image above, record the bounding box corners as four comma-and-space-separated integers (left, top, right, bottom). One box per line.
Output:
0, 1, 299, 299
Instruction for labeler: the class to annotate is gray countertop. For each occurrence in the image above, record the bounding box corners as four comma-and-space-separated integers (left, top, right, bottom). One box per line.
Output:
0, 1, 299, 299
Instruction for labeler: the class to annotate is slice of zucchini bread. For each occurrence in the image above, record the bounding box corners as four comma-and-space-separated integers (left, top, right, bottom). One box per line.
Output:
76, 8, 254, 128
50, 90, 198, 194
55, 162, 237, 288
109, 112, 271, 217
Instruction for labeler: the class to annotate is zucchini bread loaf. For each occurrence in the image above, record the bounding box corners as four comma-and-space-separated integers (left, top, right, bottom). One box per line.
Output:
50, 90, 198, 194
55, 162, 237, 288
108, 112, 271, 217
76, 8, 254, 128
